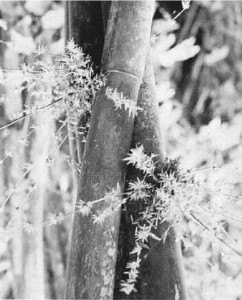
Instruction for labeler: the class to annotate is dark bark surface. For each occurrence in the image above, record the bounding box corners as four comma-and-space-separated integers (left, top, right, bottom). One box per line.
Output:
66, 1, 104, 67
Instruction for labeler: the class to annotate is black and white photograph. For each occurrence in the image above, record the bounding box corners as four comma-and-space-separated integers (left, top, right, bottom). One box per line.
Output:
0, 1, 242, 299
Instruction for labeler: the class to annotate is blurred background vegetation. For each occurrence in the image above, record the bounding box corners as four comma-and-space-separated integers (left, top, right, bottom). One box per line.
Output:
0, 1, 242, 299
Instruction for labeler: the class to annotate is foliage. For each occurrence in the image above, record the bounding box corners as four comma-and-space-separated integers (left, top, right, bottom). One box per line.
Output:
20, 40, 103, 129
0, 1, 242, 299
152, 2, 242, 298
75, 140, 242, 296
105, 87, 142, 118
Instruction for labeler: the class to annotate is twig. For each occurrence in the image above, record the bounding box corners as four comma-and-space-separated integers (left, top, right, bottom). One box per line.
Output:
57, 133, 69, 150
173, 8, 187, 21
189, 210, 242, 257
185, 164, 221, 174
0, 168, 32, 211
0, 96, 65, 131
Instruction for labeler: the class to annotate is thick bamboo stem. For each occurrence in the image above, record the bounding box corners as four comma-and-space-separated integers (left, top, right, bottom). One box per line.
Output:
114, 54, 187, 300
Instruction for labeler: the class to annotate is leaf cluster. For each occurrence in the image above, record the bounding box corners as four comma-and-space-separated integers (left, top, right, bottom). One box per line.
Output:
20, 40, 104, 130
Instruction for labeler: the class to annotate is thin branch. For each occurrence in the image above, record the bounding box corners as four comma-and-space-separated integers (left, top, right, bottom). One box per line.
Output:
0, 96, 65, 131
214, 209, 242, 225
173, 8, 187, 21
189, 211, 242, 257
0, 168, 32, 212
184, 164, 221, 174
57, 133, 69, 150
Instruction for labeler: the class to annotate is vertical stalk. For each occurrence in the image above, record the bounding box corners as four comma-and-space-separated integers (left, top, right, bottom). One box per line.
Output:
114, 53, 187, 300
22, 110, 53, 299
